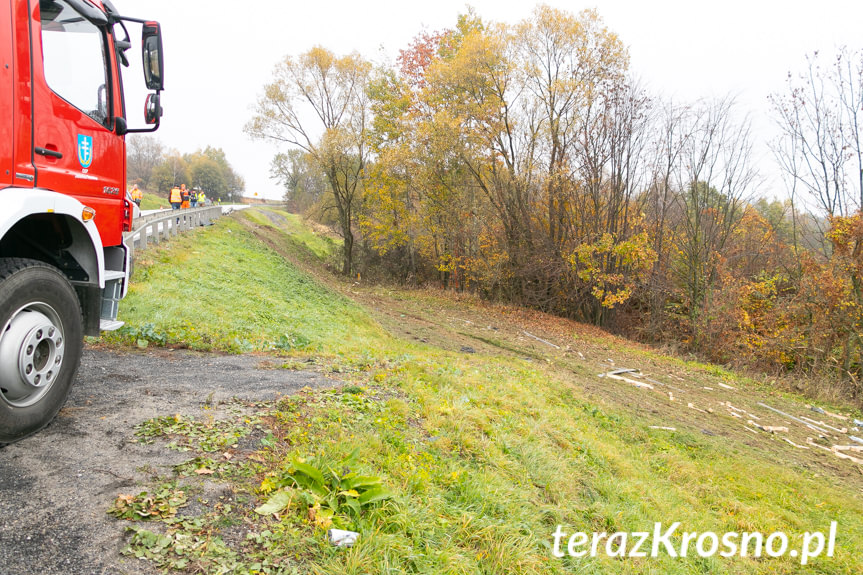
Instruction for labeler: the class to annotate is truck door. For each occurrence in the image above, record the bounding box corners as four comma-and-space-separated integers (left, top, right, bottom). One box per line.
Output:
6, 0, 36, 189
31, 0, 125, 247
1, 0, 13, 188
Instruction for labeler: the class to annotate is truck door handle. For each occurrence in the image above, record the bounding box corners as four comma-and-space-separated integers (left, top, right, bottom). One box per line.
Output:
35, 147, 63, 159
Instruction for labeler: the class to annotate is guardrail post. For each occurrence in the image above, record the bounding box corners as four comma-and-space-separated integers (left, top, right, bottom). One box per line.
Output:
125, 206, 226, 257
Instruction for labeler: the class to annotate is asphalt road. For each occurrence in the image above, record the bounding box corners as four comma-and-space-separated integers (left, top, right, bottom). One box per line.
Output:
0, 347, 334, 575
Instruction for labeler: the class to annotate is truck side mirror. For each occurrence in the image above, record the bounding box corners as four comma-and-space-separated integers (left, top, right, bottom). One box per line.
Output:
142, 22, 164, 91
145, 93, 162, 125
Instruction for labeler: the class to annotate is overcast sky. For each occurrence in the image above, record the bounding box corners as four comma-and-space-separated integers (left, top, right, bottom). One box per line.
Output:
118, 0, 863, 200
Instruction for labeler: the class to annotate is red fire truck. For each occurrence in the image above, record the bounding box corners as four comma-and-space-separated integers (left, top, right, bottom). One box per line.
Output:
0, 0, 164, 442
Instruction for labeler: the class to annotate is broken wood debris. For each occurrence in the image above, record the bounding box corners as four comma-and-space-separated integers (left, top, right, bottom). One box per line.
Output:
807, 405, 850, 421
649, 426, 677, 431
718, 383, 736, 390
806, 438, 833, 452
522, 331, 560, 349
722, 402, 760, 420
806, 439, 863, 465
799, 416, 847, 434
598, 368, 638, 377
833, 450, 863, 465
639, 374, 686, 392
598, 369, 654, 389
782, 438, 810, 449
747, 420, 788, 433
597, 369, 688, 395
756, 403, 831, 435
688, 402, 711, 414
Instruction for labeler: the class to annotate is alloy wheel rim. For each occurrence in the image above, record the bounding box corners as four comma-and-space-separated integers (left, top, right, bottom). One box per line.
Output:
0, 304, 65, 408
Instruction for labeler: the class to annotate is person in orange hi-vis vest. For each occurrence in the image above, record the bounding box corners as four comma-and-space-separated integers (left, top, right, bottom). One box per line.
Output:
130, 185, 143, 206
180, 184, 191, 209
170, 185, 182, 210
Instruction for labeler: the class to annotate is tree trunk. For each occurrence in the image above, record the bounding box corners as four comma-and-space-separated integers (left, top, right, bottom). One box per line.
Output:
342, 232, 353, 276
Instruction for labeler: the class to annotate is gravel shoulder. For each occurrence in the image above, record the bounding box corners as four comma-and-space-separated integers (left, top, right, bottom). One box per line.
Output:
0, 346, 335, 575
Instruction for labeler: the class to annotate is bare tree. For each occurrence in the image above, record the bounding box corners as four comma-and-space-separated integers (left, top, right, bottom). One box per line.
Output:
672, 98, 757, 339
771, 48, 863, 382
148, 149, 189, 194
770, 49, 863, 220
246, 47, 371, 275
642, 100, 690, 327
126, 135, 163, 188
270, 150, 328, 214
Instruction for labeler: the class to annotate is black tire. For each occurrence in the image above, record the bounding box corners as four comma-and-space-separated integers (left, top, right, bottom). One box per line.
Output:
0, 258, 83, 443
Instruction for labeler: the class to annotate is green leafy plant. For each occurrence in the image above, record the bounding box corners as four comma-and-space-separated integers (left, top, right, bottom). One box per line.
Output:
255, 448, 392, 530
117, 322, 167, 347
271, 332, 312, 351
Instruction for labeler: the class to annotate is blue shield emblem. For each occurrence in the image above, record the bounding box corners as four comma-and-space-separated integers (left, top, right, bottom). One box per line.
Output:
77, 135, 93, 169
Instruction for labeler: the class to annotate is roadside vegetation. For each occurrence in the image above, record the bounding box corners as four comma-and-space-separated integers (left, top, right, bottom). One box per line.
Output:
139, 191, 169, 211
102, 209, 863, 574
127, 137, 246, 204
107, 215, 380, 356
247, 5, 863, 397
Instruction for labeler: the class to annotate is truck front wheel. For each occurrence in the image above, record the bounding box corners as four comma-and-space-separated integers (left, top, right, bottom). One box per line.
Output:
0, 258, 83, 443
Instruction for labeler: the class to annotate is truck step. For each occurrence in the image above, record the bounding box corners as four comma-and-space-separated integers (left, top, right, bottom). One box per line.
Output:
103, 270, 125, 282
99, 319, 125, 331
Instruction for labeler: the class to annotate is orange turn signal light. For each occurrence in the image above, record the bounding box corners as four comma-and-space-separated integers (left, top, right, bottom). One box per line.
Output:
82, 207, 96, 222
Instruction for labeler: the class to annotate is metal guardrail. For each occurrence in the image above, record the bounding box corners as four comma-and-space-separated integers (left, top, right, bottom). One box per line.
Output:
124, 206, 224, 255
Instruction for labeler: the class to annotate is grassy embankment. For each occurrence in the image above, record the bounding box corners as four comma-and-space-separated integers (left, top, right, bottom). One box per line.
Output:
139, 191, 169, 211
103, 208, 863, 574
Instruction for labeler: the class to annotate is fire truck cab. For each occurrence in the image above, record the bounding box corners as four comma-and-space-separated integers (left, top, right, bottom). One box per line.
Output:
0, 0, 163, 442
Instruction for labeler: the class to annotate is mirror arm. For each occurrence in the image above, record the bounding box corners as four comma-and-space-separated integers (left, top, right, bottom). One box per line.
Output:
127, 91, 162, 133
107, 14, 150, 25
124, 122, 160, 134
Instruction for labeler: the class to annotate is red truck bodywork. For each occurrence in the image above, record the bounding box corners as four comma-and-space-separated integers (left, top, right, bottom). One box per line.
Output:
2, 0, 130, 246
0, 0, 163, 443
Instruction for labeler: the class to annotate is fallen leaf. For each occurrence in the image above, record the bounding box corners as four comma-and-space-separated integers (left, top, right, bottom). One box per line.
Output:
254, 490, 294, 515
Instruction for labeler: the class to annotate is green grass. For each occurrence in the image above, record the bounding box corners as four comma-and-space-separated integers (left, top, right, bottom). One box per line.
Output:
105, 208, 863, 574
139, 191, 169, 210
244, 208, 340, 262
107, 215, 382, 355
